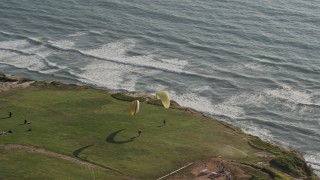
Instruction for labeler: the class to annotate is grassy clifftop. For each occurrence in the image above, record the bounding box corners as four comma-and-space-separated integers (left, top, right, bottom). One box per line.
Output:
0, 75, 318, 179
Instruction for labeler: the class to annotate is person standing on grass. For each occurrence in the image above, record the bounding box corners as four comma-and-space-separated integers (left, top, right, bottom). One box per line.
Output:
163, 119, 166, 126
8, 112, 12, 118
138, 130, 142, 137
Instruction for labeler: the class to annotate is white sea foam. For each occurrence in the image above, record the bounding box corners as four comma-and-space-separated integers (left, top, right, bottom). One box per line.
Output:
68, 32, 87, 37
264, 85, 312, 105
227, 91, 266, 107
0, 50, 47, 72
0, 40, 30, 49
145, 83, 168, 92
45, 61, 68, 70
80, 39, 188, 74
79, 62, 129, 89
78, 59, 159, 91
83, 39, 135, 57
0, 50, 15, 60
89, 30, 103, 35
263, 85, 317, 113
214, 85, 317, 115
0, 38, 53, 58
160, 58, 189, 66
0, 49, 62, 74
28, 37, 41, 42
168, 85, 318, 150
48, 40, 75, 50
41, 60, 71, 74
118, 75, 140, 92
240, 122, 274, 142
22, 45, 53, 58
169, 84, 316, 123
170, 91, 244, 119
192, 85, 210, 92
304, 152, 320, 175
0, 39, 57, 74
232, 62, 268, 73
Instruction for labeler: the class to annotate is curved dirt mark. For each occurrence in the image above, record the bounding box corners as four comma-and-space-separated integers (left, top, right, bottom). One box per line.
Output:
0, 144, 131, 179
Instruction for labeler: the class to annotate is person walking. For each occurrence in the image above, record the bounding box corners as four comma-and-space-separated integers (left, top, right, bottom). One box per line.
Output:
138, 130, 142, 137
8, 112, 12, 118
163, 119, 166, 126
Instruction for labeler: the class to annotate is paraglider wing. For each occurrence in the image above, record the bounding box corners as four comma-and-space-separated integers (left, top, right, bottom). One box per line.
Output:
130, 100, 140, 116
156, 91, 170, 109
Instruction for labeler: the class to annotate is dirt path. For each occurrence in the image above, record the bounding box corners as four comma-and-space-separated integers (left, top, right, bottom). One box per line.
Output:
0, 144, 131, 179
156, 162, 195, 180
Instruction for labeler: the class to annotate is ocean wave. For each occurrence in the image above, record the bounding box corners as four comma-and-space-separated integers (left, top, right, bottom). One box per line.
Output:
263, 85, 315, 111
44, 38, 191, 76
75, 61, 153, 91
68, 32, 87, 37
0, 50, 50, 73
0, 39, 30, 49
1, 36, 317, 120
169, 90, 275, 142
144, 83, 168, 92
170, 84, 319, 122
304, 152, 320, 175
240, 122, 274, 142
73, 40, 242, 88
0, 46, 62, 75
88, 30, 103, 35
48, 40, 75, 49
250, 55, 320, 75
0, 30, 43, 45
0, 33, 237, 86
0, 37, 54, 59
170, 91, 245, 119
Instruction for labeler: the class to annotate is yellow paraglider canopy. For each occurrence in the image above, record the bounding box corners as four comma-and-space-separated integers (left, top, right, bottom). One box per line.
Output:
130, 100, 140, 116
156, 91, 170, 109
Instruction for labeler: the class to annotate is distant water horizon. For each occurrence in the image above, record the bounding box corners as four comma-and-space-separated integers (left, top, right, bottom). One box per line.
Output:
0, 0, 319, 174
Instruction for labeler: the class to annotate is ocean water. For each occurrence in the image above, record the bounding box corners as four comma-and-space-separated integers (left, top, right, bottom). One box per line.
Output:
0, 0, 319, 174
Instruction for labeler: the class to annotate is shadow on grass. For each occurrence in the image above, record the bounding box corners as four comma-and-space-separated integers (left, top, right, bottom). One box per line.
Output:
0, 117, 9, 119
73, 144, 94, 159
106, 129, 137, 144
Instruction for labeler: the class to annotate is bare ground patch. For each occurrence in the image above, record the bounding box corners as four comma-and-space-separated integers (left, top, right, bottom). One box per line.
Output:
169, 157, 252, 180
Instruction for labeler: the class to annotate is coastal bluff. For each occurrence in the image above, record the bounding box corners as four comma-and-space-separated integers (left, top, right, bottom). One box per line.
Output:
0, 73, 318, 179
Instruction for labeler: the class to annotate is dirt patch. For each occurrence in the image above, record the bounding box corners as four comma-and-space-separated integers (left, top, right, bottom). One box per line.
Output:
254, 151, 275, 160
0, 81, 33, 92
0, 73, 33, 92
171, 158, 251, 180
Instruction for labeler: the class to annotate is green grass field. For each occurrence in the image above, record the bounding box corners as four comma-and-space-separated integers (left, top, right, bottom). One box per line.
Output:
0, 147, 117, 180
0, 83, 317, 179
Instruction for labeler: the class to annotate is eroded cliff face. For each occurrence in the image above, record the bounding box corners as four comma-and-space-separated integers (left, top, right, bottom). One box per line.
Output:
0, 73, 33, 92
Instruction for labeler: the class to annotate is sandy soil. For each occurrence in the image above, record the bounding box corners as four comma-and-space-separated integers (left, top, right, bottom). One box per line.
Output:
170, 158, 251, 180
0, 73, 34, 92
0, 81, 33, 92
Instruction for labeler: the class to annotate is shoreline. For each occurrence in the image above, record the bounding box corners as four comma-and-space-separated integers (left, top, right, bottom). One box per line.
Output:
0, 72, 303, 152
0, 72, 318, 179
